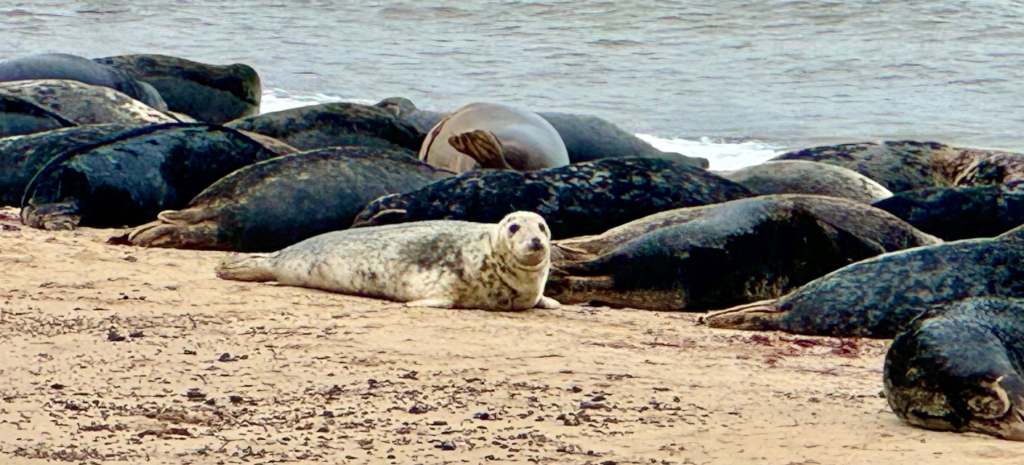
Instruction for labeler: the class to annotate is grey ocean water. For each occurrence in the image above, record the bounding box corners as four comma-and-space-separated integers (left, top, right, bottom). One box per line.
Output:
3, 1, 1024, 166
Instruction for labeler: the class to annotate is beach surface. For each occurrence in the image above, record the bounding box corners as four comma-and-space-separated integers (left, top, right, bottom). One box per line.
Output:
1, 206, 1021, 464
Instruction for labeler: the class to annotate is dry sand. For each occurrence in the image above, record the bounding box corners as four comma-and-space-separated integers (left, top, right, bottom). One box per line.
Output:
1, 206, 1022, 464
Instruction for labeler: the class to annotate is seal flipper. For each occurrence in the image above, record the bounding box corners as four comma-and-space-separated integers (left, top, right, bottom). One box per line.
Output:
700, 299, 786, 330
128, 208, 224, 250
20, 200, 82, 230
448, 130, 513, 169
216, 253, 277, 282
535, 296, 561, 309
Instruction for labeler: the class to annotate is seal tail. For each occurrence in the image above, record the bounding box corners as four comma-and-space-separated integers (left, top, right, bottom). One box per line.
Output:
216, 253, 277, 282
128, 208, 223, 250
700, 299, 786, 330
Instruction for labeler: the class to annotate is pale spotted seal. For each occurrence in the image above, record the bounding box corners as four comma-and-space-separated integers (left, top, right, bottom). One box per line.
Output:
0, 79, 178, 126
885, 297, 1024, 441
419, 102, 569, 172
217, 211, 561, 311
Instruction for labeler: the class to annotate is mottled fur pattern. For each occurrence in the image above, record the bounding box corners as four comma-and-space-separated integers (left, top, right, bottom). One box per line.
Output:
217, 212, 559, 311
0, 79, 177, 125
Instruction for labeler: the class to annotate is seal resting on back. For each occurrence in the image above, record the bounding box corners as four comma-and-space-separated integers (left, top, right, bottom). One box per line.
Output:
547, 194, 938, 310
128, 146, 452, 252
419, 102, 569, 172
217, 211, 561, 311
0, 53, 166, 110
722, 160, 893, 203
352, 157, 752, 239
884, 297, 1024, 441
704, 230, 1024, 338
94, 54, 261, 124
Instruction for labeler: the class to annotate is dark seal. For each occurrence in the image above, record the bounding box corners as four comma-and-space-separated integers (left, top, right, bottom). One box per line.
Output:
0, 124, 136, 206
704, 232, 1024, 338
128, 146, 452, 252
885, 297, 1024, 441
20, 123, 283, 230
873, 185, 1024, 240
547, 194, 938, 310
226, 102, 423, 152
351, 157, 752, 239
0, 93, 75, 138
0, 53, 166, 110
95, 54, 261, 124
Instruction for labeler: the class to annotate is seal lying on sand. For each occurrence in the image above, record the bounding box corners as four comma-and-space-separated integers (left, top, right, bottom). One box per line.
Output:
95, 54, 261, 124
0, 94, 75, 138
226, 102, 422, 152
0, 79, 177, 126
0, 53, 166, 110
420, 102, 569, 172
20, 123, 284, 230
722, 160, 893, 203
772, 140, 964, 193
547, 195, 938, 310
376, 97, 708, 168
352, 157, 752, 239
217, 211, 561, 311
873, 185, 1024, 240
704, 232, 1024, 338
0, 124, 135, 206
885, 297, 1024, 441
128, 146, 452, 252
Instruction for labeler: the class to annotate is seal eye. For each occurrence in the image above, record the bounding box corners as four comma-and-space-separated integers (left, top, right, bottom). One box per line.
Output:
539, 224, 547, 234
508, 224, 520, 234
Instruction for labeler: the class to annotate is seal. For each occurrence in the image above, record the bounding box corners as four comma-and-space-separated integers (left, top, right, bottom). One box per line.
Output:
419, 102, 570, 172
0, 123, 136, 206
771, 140, 971, 193
377, 97, 709, 168
0, 93, 75, 138
873, 185, 1024, 240
94, 54, 261, 124
226, 102, 423, 152
351, 157, 752, 239
547, 194, 938, 310
216, 211, 562, 311
953, 152, 1024, 189
20, 123, 286, 230
884, 297, 1024, 441
722, 160, 893, 203
0, 53, 167, 110
0, 79, 178, 127
703, 232, 1024, 338
128, 146, 453, 252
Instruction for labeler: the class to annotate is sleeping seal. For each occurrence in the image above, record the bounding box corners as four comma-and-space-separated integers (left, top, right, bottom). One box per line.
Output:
0, 79, 177, 126
216, 211, 560, 311
885, 297, 1024, 441
873, 185, 1024, 240
704, 232, 1024, 338
419, 102, 569, 172
0, 53, 166, 110
722, 160, 893, 203
548, 195, 938, 310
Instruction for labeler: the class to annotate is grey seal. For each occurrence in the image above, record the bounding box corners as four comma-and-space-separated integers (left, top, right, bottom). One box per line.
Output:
216, 211, 561, 311
722, 160, 893, 203
0, 53, 166, 110
419, 102, 569, 172
873, 185, 1024, 240
0, 79, 177, 126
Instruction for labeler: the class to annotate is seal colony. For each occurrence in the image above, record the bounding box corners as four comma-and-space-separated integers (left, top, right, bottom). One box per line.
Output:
217, 211, 560, 311
6, 51, 1024, 444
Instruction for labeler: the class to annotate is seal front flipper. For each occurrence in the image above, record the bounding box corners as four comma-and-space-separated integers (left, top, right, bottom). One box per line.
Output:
128, 208, 224, 249
405, 297, 455, 308
448, 130, 513, 169
20, 199, 81, 230
535, 296, 561, 309
701, 299, 786, 330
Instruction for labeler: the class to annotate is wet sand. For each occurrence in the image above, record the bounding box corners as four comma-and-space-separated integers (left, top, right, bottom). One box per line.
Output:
1, 206, 1021, 464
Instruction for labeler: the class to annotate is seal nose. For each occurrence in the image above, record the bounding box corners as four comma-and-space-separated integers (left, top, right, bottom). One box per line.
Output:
529, 237, 544, 251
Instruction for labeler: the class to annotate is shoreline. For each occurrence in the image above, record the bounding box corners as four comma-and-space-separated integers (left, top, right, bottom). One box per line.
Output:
2, 207, 1021, 464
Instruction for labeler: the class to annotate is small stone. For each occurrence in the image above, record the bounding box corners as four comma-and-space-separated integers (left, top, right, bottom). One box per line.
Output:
436, 440, 456, 451
50, 383, 65, 390
408, 403, 430, 414
185, 388, 206, 400
107, 329, 126, 342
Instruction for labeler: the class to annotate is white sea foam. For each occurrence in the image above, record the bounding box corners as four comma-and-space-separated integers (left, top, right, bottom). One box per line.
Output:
260, 89, 785, 170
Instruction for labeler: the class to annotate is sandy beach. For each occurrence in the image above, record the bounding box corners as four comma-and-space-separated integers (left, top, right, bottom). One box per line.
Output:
1, 206, 1021, 464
